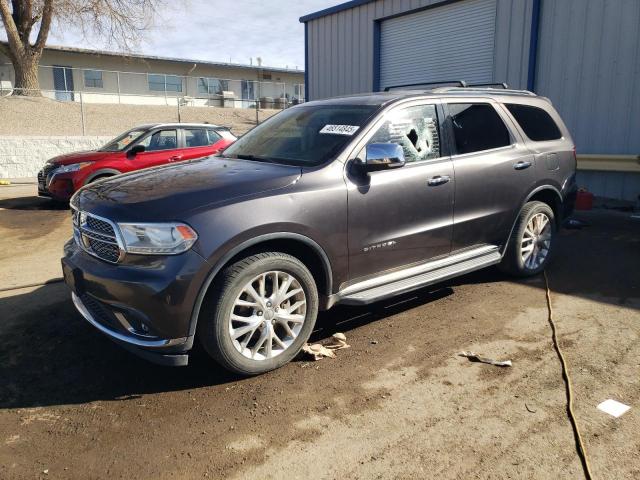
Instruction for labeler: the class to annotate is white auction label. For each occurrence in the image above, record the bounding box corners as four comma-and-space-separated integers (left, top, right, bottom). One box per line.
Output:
319, 124, 360, 135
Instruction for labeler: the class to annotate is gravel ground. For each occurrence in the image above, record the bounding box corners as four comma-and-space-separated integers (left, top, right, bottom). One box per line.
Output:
0, 185, 639, 479
0, 96, 278, 136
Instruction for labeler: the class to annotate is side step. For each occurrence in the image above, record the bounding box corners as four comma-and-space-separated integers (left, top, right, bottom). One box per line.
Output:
337, 246, 501, 306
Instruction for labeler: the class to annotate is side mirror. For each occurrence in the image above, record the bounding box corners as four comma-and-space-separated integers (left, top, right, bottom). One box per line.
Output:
127, 144, 146, 157
362, 143, 405, 171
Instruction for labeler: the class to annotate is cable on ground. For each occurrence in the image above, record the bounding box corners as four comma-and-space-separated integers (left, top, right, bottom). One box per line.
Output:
543, 270, 593, 480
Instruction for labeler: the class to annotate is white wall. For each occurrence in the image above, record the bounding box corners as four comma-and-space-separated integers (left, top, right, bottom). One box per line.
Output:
0, 136, 111, 178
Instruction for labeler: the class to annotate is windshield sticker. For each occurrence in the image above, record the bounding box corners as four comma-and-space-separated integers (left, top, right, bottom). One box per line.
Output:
319, 124, 360, 136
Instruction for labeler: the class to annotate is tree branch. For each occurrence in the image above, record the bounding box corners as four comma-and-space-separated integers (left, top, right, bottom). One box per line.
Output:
0, 0, 23, 56
33, 0, 53, 52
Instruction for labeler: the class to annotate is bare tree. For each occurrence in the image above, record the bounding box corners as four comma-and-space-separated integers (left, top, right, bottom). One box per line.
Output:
0, 0, 164, 95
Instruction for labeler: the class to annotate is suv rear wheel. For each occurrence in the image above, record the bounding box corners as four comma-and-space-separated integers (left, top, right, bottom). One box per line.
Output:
500, 201, 556, 276
198, 252, 319, 375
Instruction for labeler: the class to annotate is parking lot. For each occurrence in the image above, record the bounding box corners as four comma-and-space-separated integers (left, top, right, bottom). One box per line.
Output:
1, 183, 639, 479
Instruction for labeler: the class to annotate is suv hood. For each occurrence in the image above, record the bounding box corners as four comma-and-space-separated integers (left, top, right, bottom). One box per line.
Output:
48, 151, 110, 165
75, 157, 302, 221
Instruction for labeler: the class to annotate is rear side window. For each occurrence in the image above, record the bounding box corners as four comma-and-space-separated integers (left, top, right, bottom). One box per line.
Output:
449, 103, 511, 154
505, 103, 562, 141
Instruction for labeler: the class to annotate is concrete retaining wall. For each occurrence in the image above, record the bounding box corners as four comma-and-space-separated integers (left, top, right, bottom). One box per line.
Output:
0, 136, 111, 178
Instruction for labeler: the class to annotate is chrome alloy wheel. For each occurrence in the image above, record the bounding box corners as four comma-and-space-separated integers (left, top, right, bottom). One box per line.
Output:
229, 271, 307, 360
521, 212, 552, 270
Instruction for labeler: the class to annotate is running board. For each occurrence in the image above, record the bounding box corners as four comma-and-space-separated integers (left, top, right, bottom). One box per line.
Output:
337, 246, 501, 306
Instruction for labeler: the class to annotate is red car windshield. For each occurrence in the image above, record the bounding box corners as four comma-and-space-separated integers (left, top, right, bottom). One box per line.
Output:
99, 129, 148, 152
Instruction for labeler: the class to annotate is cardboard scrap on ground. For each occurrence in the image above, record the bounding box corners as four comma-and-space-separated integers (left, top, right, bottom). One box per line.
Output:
597, 399, 631, 418
302, 333, 350, 360
458, 351, 512, 367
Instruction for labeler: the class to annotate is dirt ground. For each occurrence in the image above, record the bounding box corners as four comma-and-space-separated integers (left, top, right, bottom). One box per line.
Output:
1, 184, 639, 480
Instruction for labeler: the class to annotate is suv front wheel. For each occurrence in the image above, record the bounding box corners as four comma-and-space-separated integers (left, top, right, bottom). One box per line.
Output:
500, 201, 556, 277
198, 252, 319, 375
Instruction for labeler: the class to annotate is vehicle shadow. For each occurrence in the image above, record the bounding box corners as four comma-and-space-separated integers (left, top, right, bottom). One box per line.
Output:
1, 211, 636, 409
0, 195, 68, 211
0, 282, 453, 409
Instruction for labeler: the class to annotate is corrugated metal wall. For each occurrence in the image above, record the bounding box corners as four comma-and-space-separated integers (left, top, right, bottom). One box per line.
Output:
535, 0, 640, 156
306, 0, 534, 100
304, 0, 640, 200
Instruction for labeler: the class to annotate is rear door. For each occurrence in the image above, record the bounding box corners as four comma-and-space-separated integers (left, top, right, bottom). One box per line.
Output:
346, 101, 454, 281
444, 100, 535, 251
130, 128, 182, 169
181, 127, 228, 161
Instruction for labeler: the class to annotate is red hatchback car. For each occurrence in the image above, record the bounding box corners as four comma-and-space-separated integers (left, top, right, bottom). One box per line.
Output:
38, 123, 236, 201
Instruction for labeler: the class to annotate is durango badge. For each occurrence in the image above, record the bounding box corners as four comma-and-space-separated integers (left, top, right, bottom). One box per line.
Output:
363, 240, 397, 253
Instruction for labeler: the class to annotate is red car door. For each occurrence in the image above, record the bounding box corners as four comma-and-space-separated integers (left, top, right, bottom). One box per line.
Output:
131, 128, 183, 169
181, 127, 232, 161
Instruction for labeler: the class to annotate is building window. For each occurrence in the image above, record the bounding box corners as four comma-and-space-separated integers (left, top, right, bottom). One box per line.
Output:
262, 73, 272, 80
83, 69, 103, 88
448, 103, 511, 154
505, 104, 562, 141
197, 77, 229, 95
148, 74, 183, 92
165, 75, 182, 92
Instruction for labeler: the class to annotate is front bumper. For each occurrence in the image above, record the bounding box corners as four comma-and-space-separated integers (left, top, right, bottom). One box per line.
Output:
38, 169, 75, 201
62, 239, 209, 366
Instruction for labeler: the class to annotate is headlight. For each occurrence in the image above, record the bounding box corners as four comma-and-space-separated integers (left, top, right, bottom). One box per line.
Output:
117, 222, 198, 255
53, 162, 93, 174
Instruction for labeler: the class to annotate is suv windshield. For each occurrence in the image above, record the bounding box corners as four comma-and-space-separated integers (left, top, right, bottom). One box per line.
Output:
99, 128, 148, 152
221, 105, 378, 166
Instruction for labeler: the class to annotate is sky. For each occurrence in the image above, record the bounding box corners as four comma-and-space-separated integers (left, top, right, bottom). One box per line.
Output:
3, 0, 338, 70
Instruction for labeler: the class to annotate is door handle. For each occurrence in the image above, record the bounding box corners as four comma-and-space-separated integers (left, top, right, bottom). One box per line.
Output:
169, 155, 183, 162
427, 175, 451, 186
513, 160, 532, 170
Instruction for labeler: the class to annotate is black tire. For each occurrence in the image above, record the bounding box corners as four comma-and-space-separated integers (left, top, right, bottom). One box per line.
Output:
197, 252, 319, 375
499, 201, 556, 277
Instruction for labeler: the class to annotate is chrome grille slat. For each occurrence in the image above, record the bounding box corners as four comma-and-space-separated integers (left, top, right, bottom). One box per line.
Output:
71, 207, 124, 263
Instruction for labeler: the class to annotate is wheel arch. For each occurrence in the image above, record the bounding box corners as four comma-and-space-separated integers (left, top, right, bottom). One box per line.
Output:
188, 233, 333, 336
84, 168, 121, 184
502, 185, 563, 255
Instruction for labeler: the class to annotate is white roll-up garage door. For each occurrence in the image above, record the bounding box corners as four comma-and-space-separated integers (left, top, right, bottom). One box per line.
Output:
379, 0, 497, 90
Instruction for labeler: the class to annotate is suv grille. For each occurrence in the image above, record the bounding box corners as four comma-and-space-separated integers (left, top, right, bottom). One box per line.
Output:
72, 208, 123, 263
38, 164, 57, 187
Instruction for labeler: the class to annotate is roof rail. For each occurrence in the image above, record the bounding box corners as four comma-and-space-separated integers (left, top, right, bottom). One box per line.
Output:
384, 80, 467, 91
383, 80, 535, 96
432, 86, 537, 96
467, 82, 509, 89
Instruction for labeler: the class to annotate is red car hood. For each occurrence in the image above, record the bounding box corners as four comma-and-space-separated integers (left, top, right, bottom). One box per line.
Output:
48, 150, 111, 166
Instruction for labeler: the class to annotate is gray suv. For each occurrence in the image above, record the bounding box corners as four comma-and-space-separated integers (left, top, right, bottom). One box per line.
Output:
62, 85, 577, 375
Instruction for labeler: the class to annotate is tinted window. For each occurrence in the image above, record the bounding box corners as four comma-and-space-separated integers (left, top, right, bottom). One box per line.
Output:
221, 105, 378, 167
198, 77, 229, 95
148, 74, 182, 92
148, 74, 165, 92
83, 69, 103, 88
184, 129, 210, 147
207, 130, 222, 144
368, 104, 440, 162
449, 103, 511, 154
139, 130, 178, 151
506, 103, 562, 141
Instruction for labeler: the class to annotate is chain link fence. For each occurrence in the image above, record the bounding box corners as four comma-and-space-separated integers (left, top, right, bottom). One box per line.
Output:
0, 63, 305, 136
